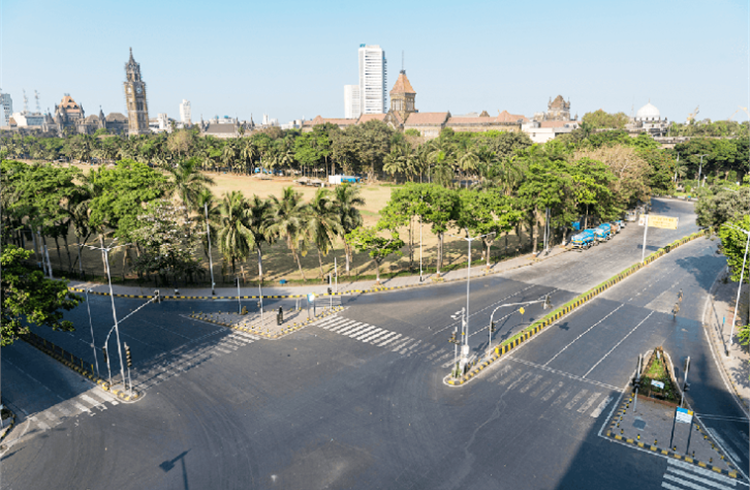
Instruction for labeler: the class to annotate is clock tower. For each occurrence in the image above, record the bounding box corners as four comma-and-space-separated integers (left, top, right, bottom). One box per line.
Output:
124, 48, 150, 136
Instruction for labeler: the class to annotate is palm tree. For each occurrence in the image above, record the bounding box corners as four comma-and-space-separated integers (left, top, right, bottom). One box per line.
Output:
307, 188, 343, 278
333, 184, 364, 274
194, 188, 220, 262
267, 187, 310, 281
246, 195, 274, 283
221, 143, 237, 172
166, 157, 216, 219
217, 191, 253, 276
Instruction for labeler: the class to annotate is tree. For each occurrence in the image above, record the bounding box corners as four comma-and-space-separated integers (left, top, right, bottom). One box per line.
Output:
582, 110, 629, 129
333, 184, 365, 274
719, 215, 750, 284
132, 200, 204, 286
574, 145, 651, 209
1, 245, 81, 346
166, 157, 216, 218
346, 226, 404, 283
217, 191, 253, 276
697, 184, 750, 229
267, 186, 310, 281
417, 184, 459, 274
307, 188, 343, 278
246, 195, 274, 283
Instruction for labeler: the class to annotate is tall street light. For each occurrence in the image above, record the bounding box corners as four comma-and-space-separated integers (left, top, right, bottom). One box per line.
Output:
696, 154, 708, 187
204, 203, 216, 296
487, 295, 551, 353
85, 288, 100, 378
726, 224, 750, 351
449, 229, 495, 365
81, 239, 129, 390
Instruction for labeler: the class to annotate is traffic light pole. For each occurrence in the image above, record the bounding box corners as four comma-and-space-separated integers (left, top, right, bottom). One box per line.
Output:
487, 295, 552, 354
633, 354, 642, 413
680, 356, 690, 408
124, 343, 133, 395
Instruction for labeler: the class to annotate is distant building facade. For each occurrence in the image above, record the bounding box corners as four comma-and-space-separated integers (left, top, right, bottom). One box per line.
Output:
626, 101, 670, 137
533, 95, 573, 122
344, 85, 361, 119
180, 99, 191, 125
0, 90, 12, 126
123, 48, 150, 136
358, 45, 387, 114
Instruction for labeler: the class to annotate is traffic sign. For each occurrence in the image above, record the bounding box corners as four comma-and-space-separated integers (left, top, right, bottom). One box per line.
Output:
519, 307, 525, 315
675, 407, 693, 424
647, 215, 679, 230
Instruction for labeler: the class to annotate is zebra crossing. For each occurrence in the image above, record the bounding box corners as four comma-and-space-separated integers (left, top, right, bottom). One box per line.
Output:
492, 362, 614, 419
135, 329, 259, 390
312, 316, 456, 365
24, 388, 119, 436
661, 458, 738, 490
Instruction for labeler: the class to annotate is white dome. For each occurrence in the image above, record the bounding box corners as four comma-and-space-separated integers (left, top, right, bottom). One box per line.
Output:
636, 102, 660, 120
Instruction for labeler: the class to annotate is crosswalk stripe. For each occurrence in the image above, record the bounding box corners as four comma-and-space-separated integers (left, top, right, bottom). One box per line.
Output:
378, 334, 402, 346
667, 459, 737, 485
80, 394, 102, 407
530, 380, 553, 398
44, 412, 56, 421
316, 317, 341, 328
36, 419, 50, 430
73, 401, 90, 413
328, 320, 355, 332
58, 406, 71, 416
344, 325, 369, 337
214, 347, 232, 354
497, 368, 522, 386
351, 326, 378, 339
541, 381, 565, 401
374, 332, 398, 345
590, 396, 613, 418
665, 468, 735, 489
577, 393, 601, 413
391, 338, 413, 351
551, 390, 571, 407
360, 329, 387, 342
507, 372, 533, 391
565, 389, 588, 410
519, 374, 543, 393
663, 473, 732, 490
336, 322, 363, 335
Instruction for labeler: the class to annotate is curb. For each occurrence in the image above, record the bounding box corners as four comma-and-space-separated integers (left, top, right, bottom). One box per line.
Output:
445, 229, 711, 387
0, 410, 17, 444
605, 393, 739, 479
20, 332, 142, 402
189, 306, 345, 340
66, 248, 568, 302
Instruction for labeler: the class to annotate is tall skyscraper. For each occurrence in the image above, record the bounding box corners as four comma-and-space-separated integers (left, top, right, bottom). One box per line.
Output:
0, 90, 12, 126
180, 99, 191, 125
358, 45, 387, 114
123, 48, 150, 136
344, 85, 360, 119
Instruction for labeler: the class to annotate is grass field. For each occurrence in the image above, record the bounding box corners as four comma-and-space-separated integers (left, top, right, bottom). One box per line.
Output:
30, 162, 534, 286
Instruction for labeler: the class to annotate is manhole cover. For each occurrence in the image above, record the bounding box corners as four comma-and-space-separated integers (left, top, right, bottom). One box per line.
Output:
633, 418, 647, 430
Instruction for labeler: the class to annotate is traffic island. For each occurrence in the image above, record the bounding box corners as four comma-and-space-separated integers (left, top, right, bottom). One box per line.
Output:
605, 394, 739, 478
189, 305, 344, 339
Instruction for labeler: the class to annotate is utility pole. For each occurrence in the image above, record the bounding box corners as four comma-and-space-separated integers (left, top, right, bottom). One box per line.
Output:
236, 277, 242, 314
728, 225, 750, 351
641, 215, 649, 264
696, 154, 708, 187
85, 289, 100, 378
205, 203, 215, 296
680, 356, 690, 407
632, 354, 642, 413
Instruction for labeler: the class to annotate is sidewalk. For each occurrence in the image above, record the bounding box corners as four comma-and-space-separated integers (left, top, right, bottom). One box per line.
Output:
68, 245, 569, 299
704, 268, 750, 416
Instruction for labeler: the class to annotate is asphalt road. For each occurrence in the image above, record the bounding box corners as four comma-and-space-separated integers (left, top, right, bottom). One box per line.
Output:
2, 198, 746, 490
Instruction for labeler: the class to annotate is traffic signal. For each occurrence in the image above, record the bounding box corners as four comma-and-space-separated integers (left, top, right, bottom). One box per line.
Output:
490, 321, 496, 333
102, 347, 108, 364
153, 290, 160, 304
683, 382, 690, 393
124, 344, 132, 368
544, 295, 552, 310
631, 376, 640, 389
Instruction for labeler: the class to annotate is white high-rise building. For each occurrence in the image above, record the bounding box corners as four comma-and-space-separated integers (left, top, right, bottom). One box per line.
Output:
179, 99, 191, 125
344, 85, 361, 119
358, 45, 387, 114
0, 90, 12, 126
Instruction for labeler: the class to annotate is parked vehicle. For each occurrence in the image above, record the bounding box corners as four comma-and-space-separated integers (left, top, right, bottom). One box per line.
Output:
571, 230, 596, 250
594, 224, 613, 242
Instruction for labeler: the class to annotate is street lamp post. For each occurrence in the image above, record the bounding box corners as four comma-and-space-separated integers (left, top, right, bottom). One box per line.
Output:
236, 276, 242, 314
449, 229, 495, 366
85, 288, 100, 378
696, 154, 708, 188
727, 224, 750, 351
487, 295, 551, 353
81, 240, 129, 391
204, 203, 216, 296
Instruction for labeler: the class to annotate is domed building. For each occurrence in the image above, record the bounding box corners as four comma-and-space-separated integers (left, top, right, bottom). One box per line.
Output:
627, 100, 670, 136
635, 101, 661, 122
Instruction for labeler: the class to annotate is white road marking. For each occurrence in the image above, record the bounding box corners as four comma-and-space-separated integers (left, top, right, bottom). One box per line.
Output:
667, 459, 737, 486
541, 381, 564, 401
551, 390, 571, 407
543, 305, 625, 367
73, 402, 90, 413
350, 326, 378, 339
582, 311, 655, 378
80, 394, 102, 407
497, 368, 522, 386
530, 379, 553, 398
662, 473, 733, 490
566, 389, 588, 410
360, 329, 388, 342
577, 393, 601, 413
375, 332, 399, 345
35, 418, 50, 431
57, 406, 71, 416
709, 432, 741, 464
590, 396, 613, 418
506, 372, 533, 391
519, 374, 543, 394
665, 469, 736, 489
337, 323, 364, 335
329, 320, 355, 332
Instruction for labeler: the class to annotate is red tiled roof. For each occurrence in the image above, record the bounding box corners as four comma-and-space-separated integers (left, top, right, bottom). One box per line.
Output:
496, 110, 528, 123
358, 113, 387, 123
311, 115, 358, 126
390, 71, 416, 95
404, 112, 449, 126
446, 116, 493, 125
60, 95, 81, 111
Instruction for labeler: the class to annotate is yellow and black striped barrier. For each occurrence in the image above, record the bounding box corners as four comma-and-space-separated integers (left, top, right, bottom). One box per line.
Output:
20, 331, 140, 402
446, 228, 711, 387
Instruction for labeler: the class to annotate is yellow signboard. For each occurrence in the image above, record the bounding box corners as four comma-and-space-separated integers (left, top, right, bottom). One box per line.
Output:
519, 307, 525, 315
648, 215, 679, 230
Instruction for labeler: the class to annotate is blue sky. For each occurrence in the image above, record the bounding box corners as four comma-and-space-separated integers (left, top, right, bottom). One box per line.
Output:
1, 0, 748, 124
